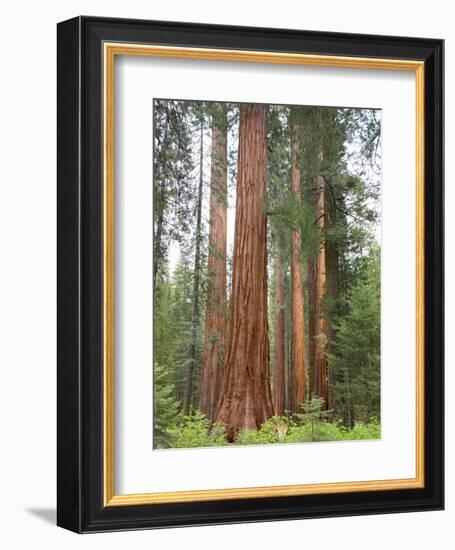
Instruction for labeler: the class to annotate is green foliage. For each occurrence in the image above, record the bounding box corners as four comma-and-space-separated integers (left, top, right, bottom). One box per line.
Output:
266, 189, 320, 260
234, 399, 380, 446
328, 245, 381, 426
157, 407, 380, 449
296, 395, 331, 419
345, 417, 381, 440
294, 396, 333, 442
236, 416, 291, 445
235, 411, 380, 446
153, 363, 179, 449
285, 419, 380, 443
172, 412, 228, 448
153, 99, 196, 285
286, 421, 343, 443
154, 258, 195, 403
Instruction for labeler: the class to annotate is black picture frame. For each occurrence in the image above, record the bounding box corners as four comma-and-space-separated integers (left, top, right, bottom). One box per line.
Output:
57, 16, 444, 533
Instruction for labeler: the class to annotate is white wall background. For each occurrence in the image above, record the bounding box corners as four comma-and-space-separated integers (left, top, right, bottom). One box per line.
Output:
0, 0, 450, 547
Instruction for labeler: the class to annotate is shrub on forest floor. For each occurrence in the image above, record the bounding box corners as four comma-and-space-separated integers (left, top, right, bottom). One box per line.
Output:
236, 416, 291, 445
158, 409, 380, 449
237, 418, 380, 445
171, 411, 228, 448
342, 417, 381, 440
285, 421, 344, 443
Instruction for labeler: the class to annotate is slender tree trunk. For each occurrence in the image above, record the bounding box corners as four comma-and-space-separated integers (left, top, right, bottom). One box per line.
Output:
325, 181, 338, 409
345, 367, 352, 428
199, 105, 228, 420
311, 153, 329, 406
307, 257, 316, 387
215, 104, 274, 440
153, 106, 167, 295
290, 112, 306, 413
286, 316, 292, 413
153, 207, 164, 294
273, 249, 286, 416
183, 121, 204, 416
285, 272, 292, 413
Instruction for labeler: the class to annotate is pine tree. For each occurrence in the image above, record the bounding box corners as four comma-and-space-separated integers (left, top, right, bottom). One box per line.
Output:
154, 362, 179, 448
183, 117, 205, 416
328, 246, 381, 426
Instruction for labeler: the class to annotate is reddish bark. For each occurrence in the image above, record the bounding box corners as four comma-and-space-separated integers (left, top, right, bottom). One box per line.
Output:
199, 105, 228, 420
311, 154, 329, 406
215, 104, 274, 440
273, 250, 286, 416
290, 114, 306, 413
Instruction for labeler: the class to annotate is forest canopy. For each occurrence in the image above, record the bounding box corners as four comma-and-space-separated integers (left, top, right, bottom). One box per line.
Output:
153, 99, 381, 449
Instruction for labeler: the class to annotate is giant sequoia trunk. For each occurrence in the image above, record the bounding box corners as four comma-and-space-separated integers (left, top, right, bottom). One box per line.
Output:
182, 121, 204, 416
311, 155, 329, 406
215, 104, 274, 440
199, 105, 228, 420
273, 249, 286, 416
290, 113, 306, 413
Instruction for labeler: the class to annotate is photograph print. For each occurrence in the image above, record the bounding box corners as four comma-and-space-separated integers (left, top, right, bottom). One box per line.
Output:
153, 99, 381, 449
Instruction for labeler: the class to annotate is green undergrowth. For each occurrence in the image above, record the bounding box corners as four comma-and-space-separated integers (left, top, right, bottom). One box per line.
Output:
155, 405, 381, 450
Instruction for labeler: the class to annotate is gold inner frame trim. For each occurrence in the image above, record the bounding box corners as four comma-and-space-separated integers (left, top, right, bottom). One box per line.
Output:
103, 42, 425, 507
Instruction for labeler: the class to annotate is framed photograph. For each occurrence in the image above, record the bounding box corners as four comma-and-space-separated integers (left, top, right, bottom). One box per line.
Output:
57, 16, 444, 533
